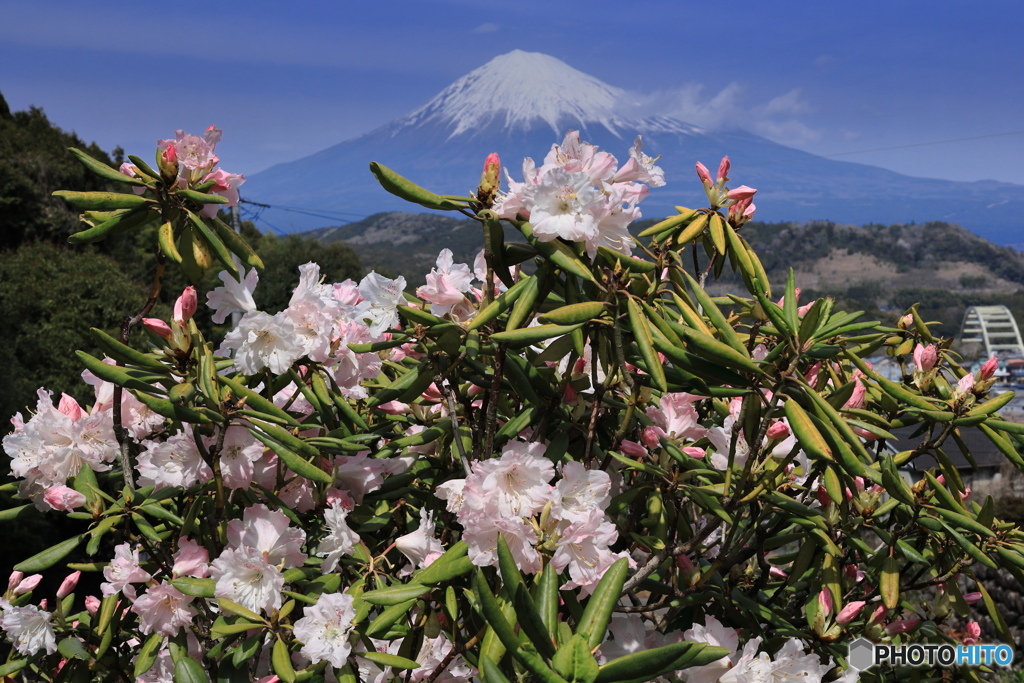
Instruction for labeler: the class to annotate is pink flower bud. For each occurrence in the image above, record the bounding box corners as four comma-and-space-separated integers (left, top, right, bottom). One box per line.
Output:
38, 599, 47, 611
836, 601, 867, 625
14, 574, 42, 595
818, 588, 833, 616
376, 400, 410, 415
898, 314, 913, 330
85, 596, 101, 616
766, 421, 790, 440
913, 344, 938, 372
695, 161, 713, 185
804, 362, 822, 387
143, 318, 172, 339
619, 440, 648, 458
43, 485, 87, 512
962, 592, 982, 604
817, 485, 832, 508
641, 425, 664, 449
57, 394, 84, 421
963, 621, 981, 645
980, 357, 998, 380
869, 605, 887, 625
956, 373, 975, 395
173, 286, 197, 323
885, 618, 920, 636
769, 566, 788, 579
843, 380, 867, 410
7, 571, 23, 592
57, 571, 81, 599
682, 446, 706, 458
476, 153, 502, 206
726, 185, 757, 202
716, 156, 731, 183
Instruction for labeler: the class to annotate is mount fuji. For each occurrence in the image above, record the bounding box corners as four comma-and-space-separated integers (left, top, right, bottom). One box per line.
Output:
245, 50, 1024, 245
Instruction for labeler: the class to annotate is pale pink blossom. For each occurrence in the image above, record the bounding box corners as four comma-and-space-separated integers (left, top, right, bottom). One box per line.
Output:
173, 538, 210, 579
226, 504, 307, 568
101, 543, 152, 599
551, 509, 630, 595
293, 592, 356, 668
199, 169, 246, 217
131, 583, 197, 636
417, 249, 475, 316
956, 373, 976, 395
552, 462, 611, 525
682, 615, 739, 683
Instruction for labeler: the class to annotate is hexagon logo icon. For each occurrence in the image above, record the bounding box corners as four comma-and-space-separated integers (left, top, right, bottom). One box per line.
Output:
847, 637, 876, 671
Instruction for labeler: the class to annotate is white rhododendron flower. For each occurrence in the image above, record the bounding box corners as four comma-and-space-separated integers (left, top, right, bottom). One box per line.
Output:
136, 431, 212, 489
317, 502, 360, 572
0, 604, 56, 655
206, 268, 259, 324
395, 508, 444, 571
719, 637, 833, 683
293, 592, 356, 668
102, 543, 152, 599
221, 311, 305, 375
210, 546, 284, 614
356, 271, 407, 337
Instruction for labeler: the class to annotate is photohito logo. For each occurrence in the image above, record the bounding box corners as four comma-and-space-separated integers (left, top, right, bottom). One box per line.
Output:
847, 638, 1014, 671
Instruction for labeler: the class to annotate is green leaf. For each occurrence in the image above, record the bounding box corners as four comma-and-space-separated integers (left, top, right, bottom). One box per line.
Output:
413, 541, 472, 584
211, 621, 264, 638
552, 634, 599, 683
577, 557, 628, 649
359, 652, 421, 670
174, 657, 211, 683
513, 584, 557, 660
272, 637, 296, 683
479, 655, 513, 683
596, 642, 725, 683
249, 428, 333, 486
366, 598, 417, 638
218, 599, 266, 623
369, 162, 463, 211
58, 636, 90, 661
14, 534, 82, 572
134, 632, 165, 677
361, 583, 431, 606
626, 298, 667, 392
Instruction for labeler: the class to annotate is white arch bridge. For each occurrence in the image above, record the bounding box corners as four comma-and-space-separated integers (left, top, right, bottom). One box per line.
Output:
958, 305, 1024, 358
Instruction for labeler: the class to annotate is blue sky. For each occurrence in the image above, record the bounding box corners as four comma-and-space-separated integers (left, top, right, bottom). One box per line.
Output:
1, 0, 1022, 185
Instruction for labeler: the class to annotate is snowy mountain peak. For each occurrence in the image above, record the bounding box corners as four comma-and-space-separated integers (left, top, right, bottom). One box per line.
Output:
402, 50, 626, 137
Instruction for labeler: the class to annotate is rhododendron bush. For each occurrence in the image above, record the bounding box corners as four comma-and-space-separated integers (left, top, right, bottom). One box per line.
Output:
2, 126, 1024, 683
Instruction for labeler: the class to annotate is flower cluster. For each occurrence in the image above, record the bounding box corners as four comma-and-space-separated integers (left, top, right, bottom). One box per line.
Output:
437, 440, 630, 594
493, 131, 664, 258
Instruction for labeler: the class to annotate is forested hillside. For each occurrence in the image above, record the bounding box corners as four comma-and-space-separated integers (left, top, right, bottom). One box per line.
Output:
310, 212, 1024, 341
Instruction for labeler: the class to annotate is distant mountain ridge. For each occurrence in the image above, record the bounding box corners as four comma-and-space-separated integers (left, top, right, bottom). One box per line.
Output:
245, 51, 1024, 245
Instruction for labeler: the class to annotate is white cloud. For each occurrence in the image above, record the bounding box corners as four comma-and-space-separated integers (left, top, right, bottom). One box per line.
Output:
471, 22, 500, 34
614, 82, 822, 146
